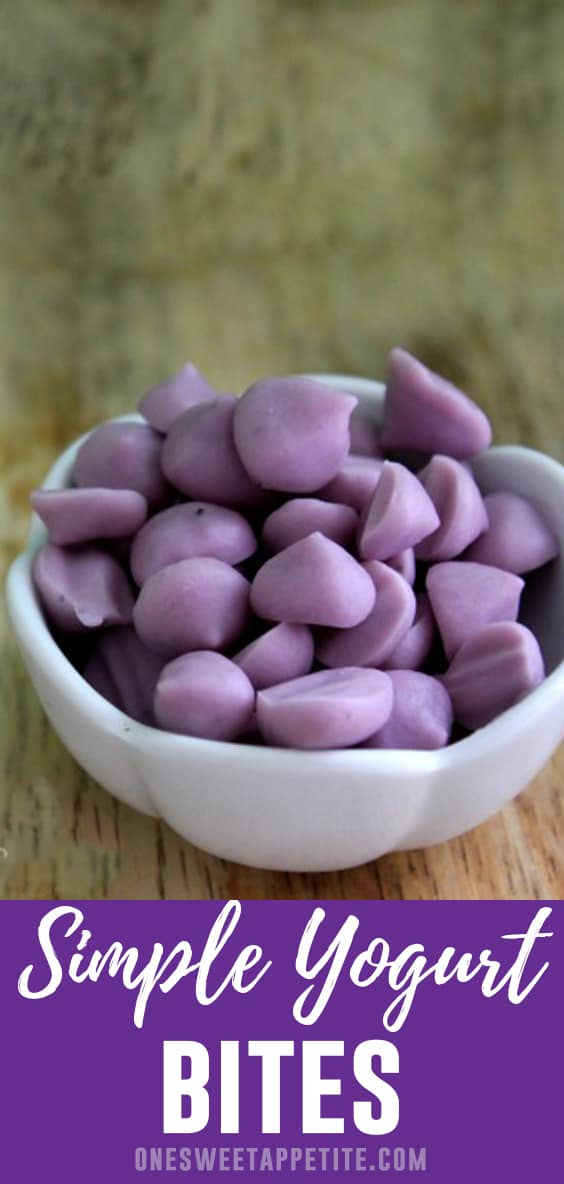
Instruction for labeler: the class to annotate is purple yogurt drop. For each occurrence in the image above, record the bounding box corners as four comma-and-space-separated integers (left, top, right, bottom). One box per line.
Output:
464, 491, 559, 574
415, 455, 489, 561
84, 627, 162, 725
133, 557, 250, 659
444, 621, 545, 730
34, 543, 134, 632
427, 561, 524, 660
31, 488, 148, 546
256, 667, 394, 749
317, 560, 416, 668
233, 622, 314, 690
139, 363, 216, 433
383, 592, 436, 670
155, 651, 255, 741
162, 395, 263, 508
73, 421, 169, 507
130, 502, 257, 585
358, 461, 440, 561
262, 498, 358, 553
381, 348, 492, 459
387, 548, 416, 586
250, 532, 375, 628
319, 455, 385, 511
365, 671, 453, 750
233, 376, 357, 493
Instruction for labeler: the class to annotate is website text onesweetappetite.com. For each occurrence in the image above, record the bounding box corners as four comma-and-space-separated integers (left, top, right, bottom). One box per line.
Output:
134, 1145, 427, 1174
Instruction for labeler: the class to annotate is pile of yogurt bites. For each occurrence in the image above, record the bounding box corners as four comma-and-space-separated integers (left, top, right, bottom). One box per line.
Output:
32, 349, 558, 750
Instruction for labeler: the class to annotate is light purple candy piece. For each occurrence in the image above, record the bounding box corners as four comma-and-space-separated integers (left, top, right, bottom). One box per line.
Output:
155, 651, 255, 740
250, 532, 375, 628
382, 348, 492, 459
349, 405, 384, 457
386, 548, 416, 586
427, 561, 524, 661
74, 421, 169, 507
34, 543, 134, 632
365, 671, 453, 750
256, 667, 394, 750
233, 623, 314, 690
317, 560, 416, 668
415, 455, 489, 561
233, 376, 357, 493
443, 621, 545, 730
130, 502, 257, 585
139, 363, 217, 433
84, 627, 162, 724
383, 593, 436, 670
262, 498, 358, 553
464, 492, 559, 574
162, 396, 263, 508
319, 455, 385, 511
133, 557, 250, 658
31, 488, 148, 546
358, 461, 440, 561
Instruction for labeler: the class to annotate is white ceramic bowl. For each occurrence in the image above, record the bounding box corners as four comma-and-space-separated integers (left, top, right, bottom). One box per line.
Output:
6, 377, 564, 872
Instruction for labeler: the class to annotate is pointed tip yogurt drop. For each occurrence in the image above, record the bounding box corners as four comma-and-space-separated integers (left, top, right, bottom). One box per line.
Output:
256, 667, 394, 749
444, 621, 545, 730
464, 491, 559, 574
382, 347, 492, 459
162, 396, 264, 507
427, 561, 524, 660
358, 461, 440, 561
30, 488, 148, 546
130, 501, 257, 584
73, 421, 169, 507
365, 671, 453, 750
33, 543, 134, 633
233, 376, 357, 492
133, 557, 251, 659
139, 362, 217, 433
154, 651, 255, 740
316, 560, 416, 668
250, 532, 375, 628
415, 454, 489, 561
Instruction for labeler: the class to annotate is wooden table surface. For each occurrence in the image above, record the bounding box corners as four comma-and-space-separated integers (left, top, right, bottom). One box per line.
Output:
1, 0, 563, 899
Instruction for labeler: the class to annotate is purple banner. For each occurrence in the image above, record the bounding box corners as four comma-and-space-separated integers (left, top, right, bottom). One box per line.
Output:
1, 901, 561, 1182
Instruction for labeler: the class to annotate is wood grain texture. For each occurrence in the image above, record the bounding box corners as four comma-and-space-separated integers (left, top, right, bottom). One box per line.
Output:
0, 0, 563, 899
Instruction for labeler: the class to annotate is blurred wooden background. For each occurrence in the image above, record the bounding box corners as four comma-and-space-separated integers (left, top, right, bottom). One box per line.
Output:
0, 0, 562, 899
